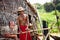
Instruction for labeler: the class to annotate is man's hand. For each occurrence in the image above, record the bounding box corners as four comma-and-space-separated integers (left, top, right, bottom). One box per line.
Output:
4, 33, 10, 38
25, 28, 30, 31
19, 31, 22, 34
4, 33, 17, 38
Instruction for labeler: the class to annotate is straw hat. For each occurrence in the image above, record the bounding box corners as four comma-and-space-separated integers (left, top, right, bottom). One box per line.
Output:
17, 7, 25, 11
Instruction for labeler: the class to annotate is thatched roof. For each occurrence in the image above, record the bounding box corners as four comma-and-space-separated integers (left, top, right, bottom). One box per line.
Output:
25, 0, 37, 15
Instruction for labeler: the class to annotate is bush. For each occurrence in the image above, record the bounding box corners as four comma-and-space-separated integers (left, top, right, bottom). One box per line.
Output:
56, 3, 60, 11
44, 3, 54, 12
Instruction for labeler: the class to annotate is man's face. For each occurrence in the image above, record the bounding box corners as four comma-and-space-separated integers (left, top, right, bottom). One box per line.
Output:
10, 21, 15, 29
18, 11, 24, 15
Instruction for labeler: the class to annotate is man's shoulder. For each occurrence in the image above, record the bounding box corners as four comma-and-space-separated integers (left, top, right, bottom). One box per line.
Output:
1, 26, 10, 32
2, 26, 9, 29
5, 26, 10, 30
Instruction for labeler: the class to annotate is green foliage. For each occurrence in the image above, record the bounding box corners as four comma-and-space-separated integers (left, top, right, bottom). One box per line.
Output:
37, 10, 60, 33
33, 3, 43, 9
43, 0, 60, 12
33, 1, 60, 33
51, 28, 59, 33
53, 0, 60, 5
56, 3, 60, 11
44, 3, 54, 12
53, 0, 60, 11
39, 11, 56, 24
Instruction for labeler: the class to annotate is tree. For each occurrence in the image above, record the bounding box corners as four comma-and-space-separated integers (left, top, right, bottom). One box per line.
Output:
53, 0, 60, 32
33, 3, 42, 9
44, 3, 54, 12
56, 3, 60, 11
44, 0, 60, 12
53, 0, 60, 11
53, 0, 60, 5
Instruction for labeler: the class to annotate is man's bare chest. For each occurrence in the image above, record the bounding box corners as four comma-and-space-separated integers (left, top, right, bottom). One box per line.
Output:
19, 15, 27, 21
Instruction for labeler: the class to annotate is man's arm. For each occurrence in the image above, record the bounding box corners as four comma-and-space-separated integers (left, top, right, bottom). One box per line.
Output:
25, 14, 30, 30
17, 17, 19, 27
4, 33, 17, 38
17, 16, 22, 33
26, 14, 29, 26
3, 26, 17, 38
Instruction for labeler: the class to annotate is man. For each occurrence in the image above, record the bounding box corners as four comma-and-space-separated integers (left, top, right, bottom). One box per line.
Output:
1, 21, 18, 40
17, 7, 32, 40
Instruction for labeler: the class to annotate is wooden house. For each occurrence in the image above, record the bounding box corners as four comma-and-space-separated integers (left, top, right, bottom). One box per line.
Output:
0, 0, 39, 39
